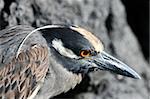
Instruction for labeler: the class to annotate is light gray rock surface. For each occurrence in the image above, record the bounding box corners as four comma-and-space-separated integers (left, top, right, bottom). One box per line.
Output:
0, 0, 149, 99
0, 0, 4, 12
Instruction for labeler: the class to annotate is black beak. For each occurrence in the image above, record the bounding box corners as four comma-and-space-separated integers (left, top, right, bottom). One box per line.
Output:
92, 51, 141, 79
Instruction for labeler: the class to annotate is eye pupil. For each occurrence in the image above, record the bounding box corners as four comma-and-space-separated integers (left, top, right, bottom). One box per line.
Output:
83, 51, 89, 55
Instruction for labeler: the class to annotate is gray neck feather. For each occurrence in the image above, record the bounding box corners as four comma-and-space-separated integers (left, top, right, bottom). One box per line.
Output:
34, 48, 82, 99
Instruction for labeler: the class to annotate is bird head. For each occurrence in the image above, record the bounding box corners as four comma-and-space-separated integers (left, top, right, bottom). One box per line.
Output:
38, 25, 140, 79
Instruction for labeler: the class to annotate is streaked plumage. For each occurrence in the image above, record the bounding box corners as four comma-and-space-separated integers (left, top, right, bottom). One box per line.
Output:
0, 25, 141, 99
0, 26, 49, 99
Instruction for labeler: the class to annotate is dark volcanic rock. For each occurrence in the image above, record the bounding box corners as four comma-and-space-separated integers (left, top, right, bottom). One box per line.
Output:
0, 0, 149, 99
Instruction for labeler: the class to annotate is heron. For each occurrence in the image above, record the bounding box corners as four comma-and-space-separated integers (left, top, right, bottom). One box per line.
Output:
0, 25, 141, 99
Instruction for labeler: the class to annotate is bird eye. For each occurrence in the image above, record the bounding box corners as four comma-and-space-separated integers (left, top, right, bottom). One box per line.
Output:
80, 50, 91, 57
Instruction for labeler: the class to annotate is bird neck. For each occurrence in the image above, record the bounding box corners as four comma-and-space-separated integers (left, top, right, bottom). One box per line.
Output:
35, 49, 82, 99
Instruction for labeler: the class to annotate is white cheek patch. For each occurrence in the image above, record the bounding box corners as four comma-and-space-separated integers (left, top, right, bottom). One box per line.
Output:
52, 39, 78, 59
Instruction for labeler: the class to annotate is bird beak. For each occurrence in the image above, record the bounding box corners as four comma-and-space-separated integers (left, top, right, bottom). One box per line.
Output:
91, 51, 141, 79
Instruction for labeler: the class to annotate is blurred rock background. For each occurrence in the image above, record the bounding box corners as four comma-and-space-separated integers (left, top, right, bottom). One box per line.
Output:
0, 0, 149, 99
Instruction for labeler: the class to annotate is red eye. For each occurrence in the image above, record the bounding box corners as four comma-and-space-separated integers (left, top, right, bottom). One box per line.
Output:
80, 50, 91, 57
